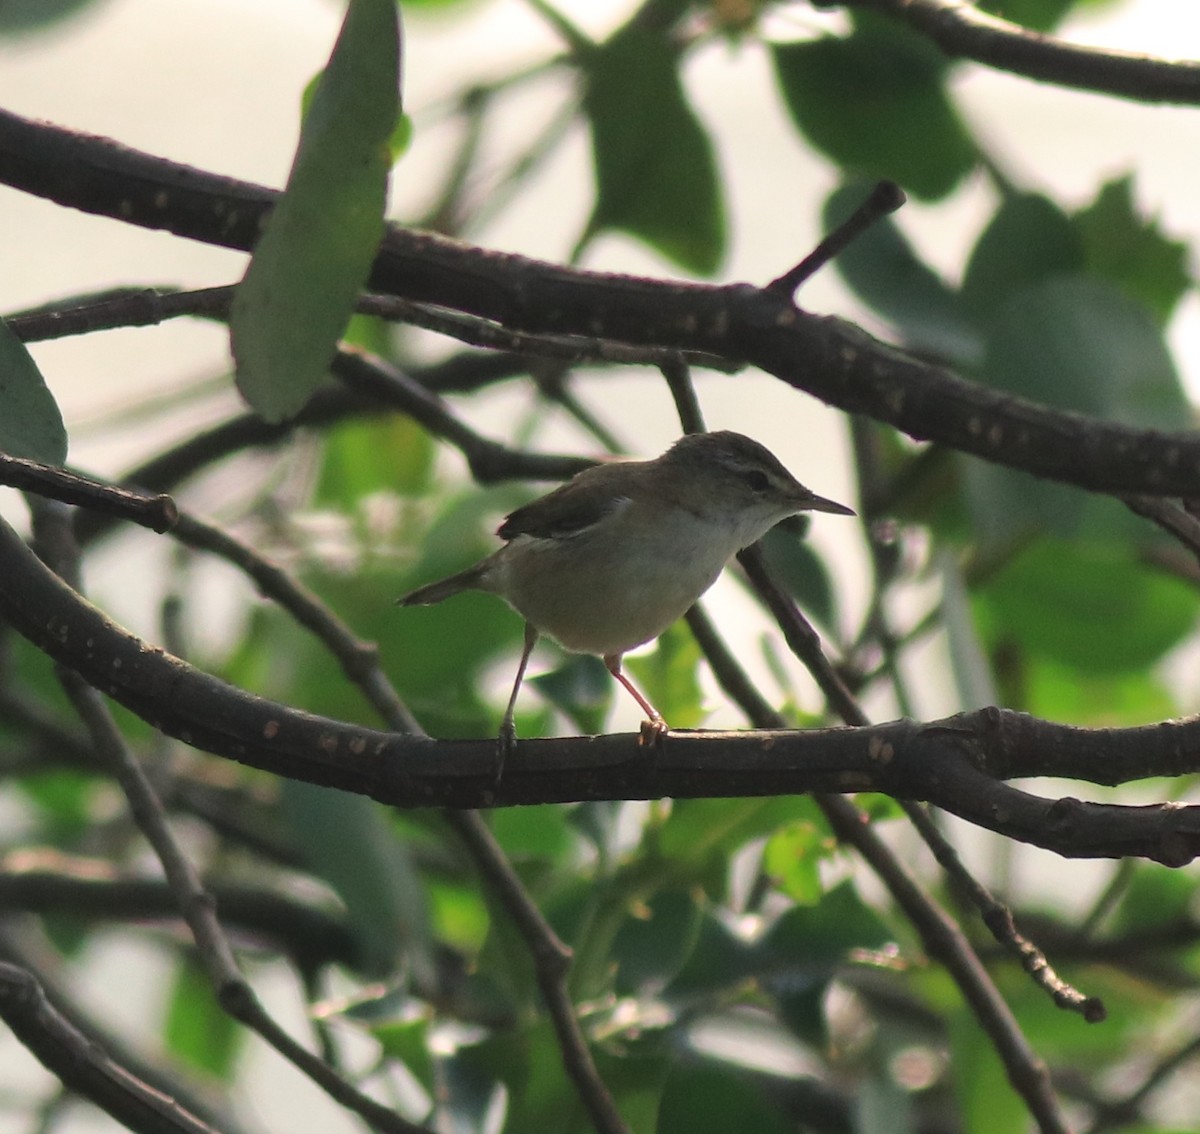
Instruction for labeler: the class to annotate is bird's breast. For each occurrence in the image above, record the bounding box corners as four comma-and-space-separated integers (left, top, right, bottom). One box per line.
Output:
493, 509, 737, 657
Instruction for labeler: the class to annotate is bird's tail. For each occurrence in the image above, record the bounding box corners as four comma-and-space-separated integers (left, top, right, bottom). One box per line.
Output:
398, 561, 491, 607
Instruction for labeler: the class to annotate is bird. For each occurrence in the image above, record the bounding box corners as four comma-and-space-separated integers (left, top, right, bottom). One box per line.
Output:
398, 430, 853, 762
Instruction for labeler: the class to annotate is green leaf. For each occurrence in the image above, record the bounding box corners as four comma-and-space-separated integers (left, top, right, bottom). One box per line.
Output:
1072, 175, 1191, 325
757, 880, 893, 1041
978, 0, 1079, 31
0, 318, 67, 463
772, 15, 975, 201
959, 194, 1082, 323
762, 820, 833, 905
612, 889, 704, 994
657, 1066, 789, 1134
1109, 863, 1197, 936
1024, 655, 1176, 726
658, 796, 809, 872
626, 621, 706, 729
531, 653, 613, 734
165, 955, 242, 1079
280, 780, 432, 980
758, 519, 842, 637
489, 805, 575, 862
948, 1006, 1027, 1134
823, 183, 980, 365
963, 274, 1188, 548
315, 414, 435, 505
668, 911, 755, 997
580, 24, 726, 274
231, 0, 400, 421
976, 540, 1199, 677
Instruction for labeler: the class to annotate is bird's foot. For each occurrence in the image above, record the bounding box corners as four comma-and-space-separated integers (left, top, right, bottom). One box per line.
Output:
638, 716, 669, 749
494, 721, 518, 787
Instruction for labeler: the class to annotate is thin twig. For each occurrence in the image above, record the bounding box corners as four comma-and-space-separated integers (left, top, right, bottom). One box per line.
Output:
720, 548, 1074, 1132
0, 961, 223, 1134
30, 500, 427, 1134
169, 513, 423, 735
156, 505, 630, 1134
853, 0, 1200, 104
0, 454, 177, 532
903, 800, 1105, 1022
7, 282, 736, 372
766, 180, 905, 299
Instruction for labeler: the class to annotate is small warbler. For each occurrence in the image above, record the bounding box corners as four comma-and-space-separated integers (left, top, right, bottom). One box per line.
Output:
399, 430, 853, 755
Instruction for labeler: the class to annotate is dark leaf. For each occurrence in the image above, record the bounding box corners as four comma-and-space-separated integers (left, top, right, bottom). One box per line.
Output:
772, 15, 975, 201
580, 24, 726, 274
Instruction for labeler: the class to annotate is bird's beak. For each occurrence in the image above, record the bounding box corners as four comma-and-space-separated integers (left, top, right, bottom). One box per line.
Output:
800, 490, 855, 516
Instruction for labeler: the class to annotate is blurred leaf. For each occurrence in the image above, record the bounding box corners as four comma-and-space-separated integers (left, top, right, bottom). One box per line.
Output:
978, 0, 1079, 31
762, 820, 833, 905
315, 414, 435, 505
532, 653, 613, 734
1109, 863, 1196, 936
855, 1075, 914, 1134
948, 1007, 1027, 1134
368, 1009, 436, 1092
976, 540, 1198, 676
960, 194, 1082, 323
427, 878, 490, 952
612, 888, 704, 994
626, 621, 706, 730
15, 771, 97, 840
165, 955, 242, 1079
772, 14, 975, 200
461, 1020, 586, 1134
232, 0, 400, 420
758, 520, 842, 637
0, 318, 67, 463
938, 549, 999, 711
1072, 175, 1191, 325
301, 67, 413, 164
964, 274, 1188, 548
489, 805, 575, 862
580, 23, 726, 273
758, 881, 893, 1042
0, 0, 102, 32
824, 183, 981, 365
1024, 654, 1176, 725
668, 911, 755, 997
280, 780, 432, 980
658, 796, 808, 876
657, 1065, 789, 1134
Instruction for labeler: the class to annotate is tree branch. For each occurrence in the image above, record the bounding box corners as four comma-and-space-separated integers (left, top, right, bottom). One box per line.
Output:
1, 109, 1198, 497
0, 961, 223, 1134
0, 509, 1197, 861
845, 0, 1200, 104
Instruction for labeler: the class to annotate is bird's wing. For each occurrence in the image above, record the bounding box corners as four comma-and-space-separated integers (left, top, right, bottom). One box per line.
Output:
498, 472, 631, 541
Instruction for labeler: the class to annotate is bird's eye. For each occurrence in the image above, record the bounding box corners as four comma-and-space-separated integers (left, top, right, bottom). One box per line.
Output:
743, 468, 770, 492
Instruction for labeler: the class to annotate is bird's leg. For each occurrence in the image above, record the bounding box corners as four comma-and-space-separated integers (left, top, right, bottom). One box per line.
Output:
497, 622, 539, 781
604, 653, 669, 747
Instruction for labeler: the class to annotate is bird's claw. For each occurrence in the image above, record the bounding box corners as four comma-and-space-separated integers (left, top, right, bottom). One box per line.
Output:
494, 721, 517, 787
638, 717, 669, 748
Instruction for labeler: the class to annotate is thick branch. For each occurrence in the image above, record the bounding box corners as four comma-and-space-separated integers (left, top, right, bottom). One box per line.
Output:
1, 110, 1198, 497
0, 510, 1198, 860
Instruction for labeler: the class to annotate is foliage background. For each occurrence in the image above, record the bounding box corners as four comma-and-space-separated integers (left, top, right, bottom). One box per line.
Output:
2, 1, 1200, 1132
